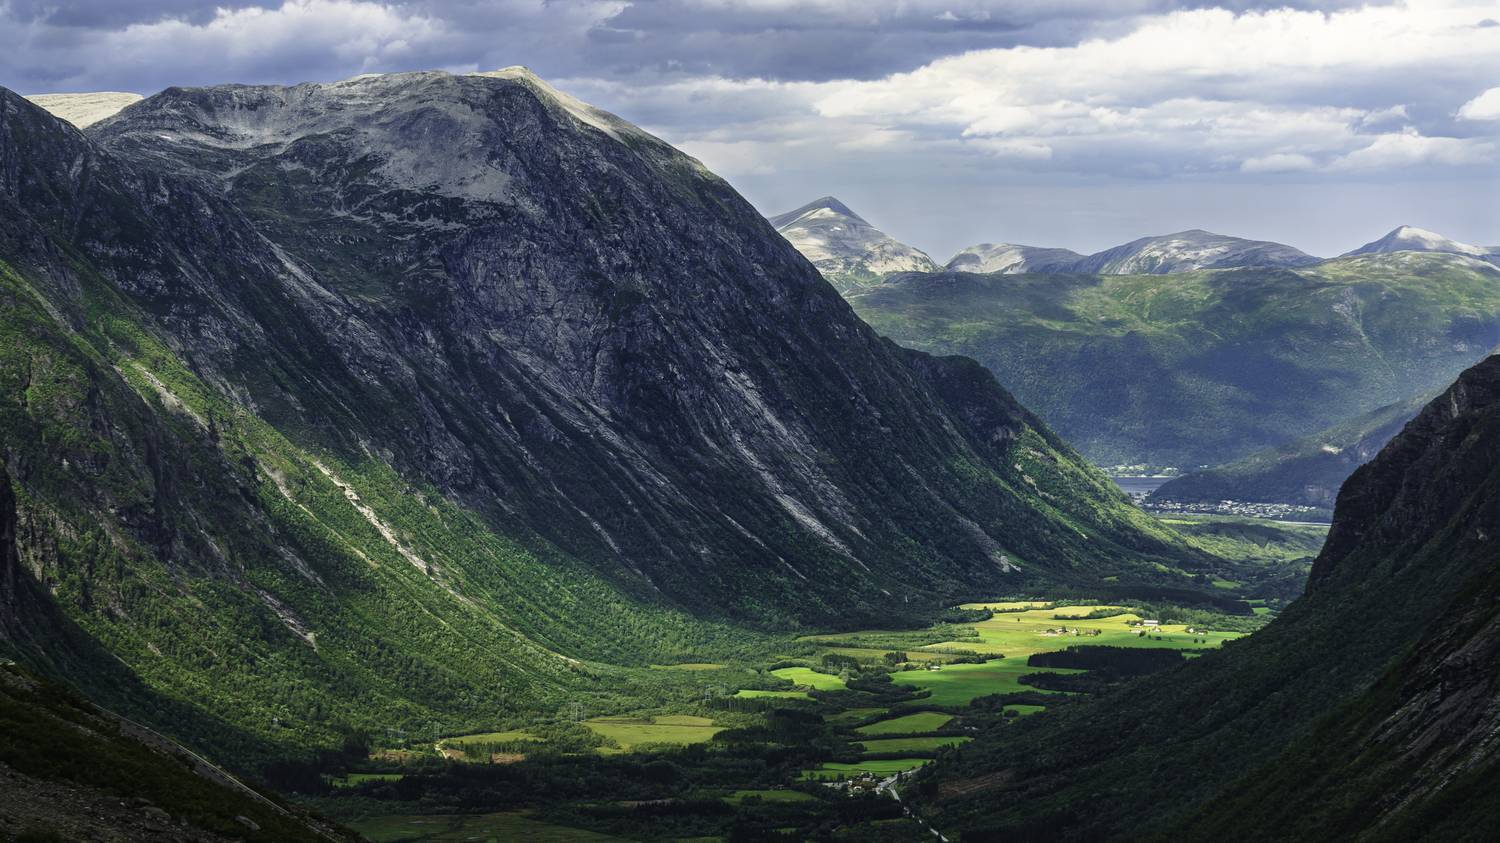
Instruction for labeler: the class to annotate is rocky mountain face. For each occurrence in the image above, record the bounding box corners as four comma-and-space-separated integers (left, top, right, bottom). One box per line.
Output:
1067, 228, 1320, 274
850, 251, 1500, 467
944, 243, 1084, 274
89, 70, 1199, 611
1344, 224, 1495, 262
768, 196, 938, 291
0, 74, 1203, 757
1150, 389, 1433, 511
915, 353, 1500, 840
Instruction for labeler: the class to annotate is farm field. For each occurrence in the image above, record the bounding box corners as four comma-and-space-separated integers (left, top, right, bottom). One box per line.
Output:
354, 811, 620, 841
330, 772, 405, 788
826, 646, 953, 663
828, 707, 888, 724
734, 689, 811, 700
319, 596, 1264, 839
855, 712, 953, 735
770, 666, 846, 690
584, 715, 722, 753
857, 736, 971, 753
440, 730, 541, 746
891, 656, 1082, 706
725, 789, 818, 804
917, 604, 1241, 657
800, 758, 929, 780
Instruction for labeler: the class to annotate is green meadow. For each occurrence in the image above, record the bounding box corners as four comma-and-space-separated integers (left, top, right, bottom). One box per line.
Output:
916, 603, 1241, 657
828, 707, 889, 724
440, 730, 541, 746
857, 736, 971, 754
855, 711, 953, 735
891, 656, 1083, 706
770, 666, 847, 690
734, 689, 812, 700
800, 759, 929, 780
584, 715, 722, 753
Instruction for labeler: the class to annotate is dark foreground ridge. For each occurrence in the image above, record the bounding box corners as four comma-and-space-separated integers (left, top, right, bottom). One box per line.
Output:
913, 353, 1500, 841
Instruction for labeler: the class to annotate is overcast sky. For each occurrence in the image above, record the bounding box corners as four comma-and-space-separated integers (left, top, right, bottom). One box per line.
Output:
5, 0, 1498, 259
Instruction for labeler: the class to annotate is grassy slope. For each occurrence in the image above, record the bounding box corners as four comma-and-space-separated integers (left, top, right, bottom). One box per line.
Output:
0, 256, 769, 767
848, 253, 1500, 467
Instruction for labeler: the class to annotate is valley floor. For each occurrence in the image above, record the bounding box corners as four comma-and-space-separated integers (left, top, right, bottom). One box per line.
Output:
293, 519, 1316, 842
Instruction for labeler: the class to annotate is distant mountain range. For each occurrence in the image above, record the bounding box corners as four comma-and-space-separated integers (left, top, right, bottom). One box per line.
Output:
772, 196, 1498, 279
773, 197, 1500, 467
845, 251, 1500, 467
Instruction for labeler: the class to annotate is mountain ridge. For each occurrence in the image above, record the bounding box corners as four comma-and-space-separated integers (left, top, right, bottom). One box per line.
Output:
846, 250, 1500, 467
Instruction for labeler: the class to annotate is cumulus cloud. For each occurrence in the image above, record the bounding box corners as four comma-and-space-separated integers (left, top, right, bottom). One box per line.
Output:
1330, 127, 1495, 170
1459, 86, 1500, 120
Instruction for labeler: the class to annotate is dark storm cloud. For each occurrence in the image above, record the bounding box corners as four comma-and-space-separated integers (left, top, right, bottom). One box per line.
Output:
0, 0, 1493, 260
0, 0, 1390, 92
585, 0, 1380, 81
4, 0, 264, 27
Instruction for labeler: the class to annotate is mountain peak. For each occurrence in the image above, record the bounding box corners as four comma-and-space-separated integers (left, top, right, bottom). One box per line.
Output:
1070, 229, 1319, 275
1344, 225, 1489, 258
769, 195, 866, 228
768, 196, 936, 289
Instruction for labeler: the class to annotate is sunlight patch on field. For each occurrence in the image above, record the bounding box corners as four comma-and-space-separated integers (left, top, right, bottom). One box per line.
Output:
584, 715, 721, 753
770, 666, 846, 690
854, 711, 953, 735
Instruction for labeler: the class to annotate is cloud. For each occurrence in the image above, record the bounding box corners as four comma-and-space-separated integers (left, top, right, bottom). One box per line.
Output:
0, 0, 1493, 258
1459, 86, 1500, 120
1241, 152, 1318, 173
1330, 127, 1495, 170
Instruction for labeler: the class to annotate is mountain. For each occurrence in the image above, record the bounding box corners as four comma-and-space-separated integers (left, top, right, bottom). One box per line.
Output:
944, 243, 1085, 274
915, 353, 1500, 840
849, 251, 1500, 467
1068, 229, 1320, 274
0, 73, 1203, 762
1343, 225, 1493, 260
25, 91, 142, 128
1149, 390, 1434, 511
769, 196, 938, 291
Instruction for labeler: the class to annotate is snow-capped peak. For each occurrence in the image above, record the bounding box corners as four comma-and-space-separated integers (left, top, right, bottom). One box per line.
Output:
1344, 225, 1489, 258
